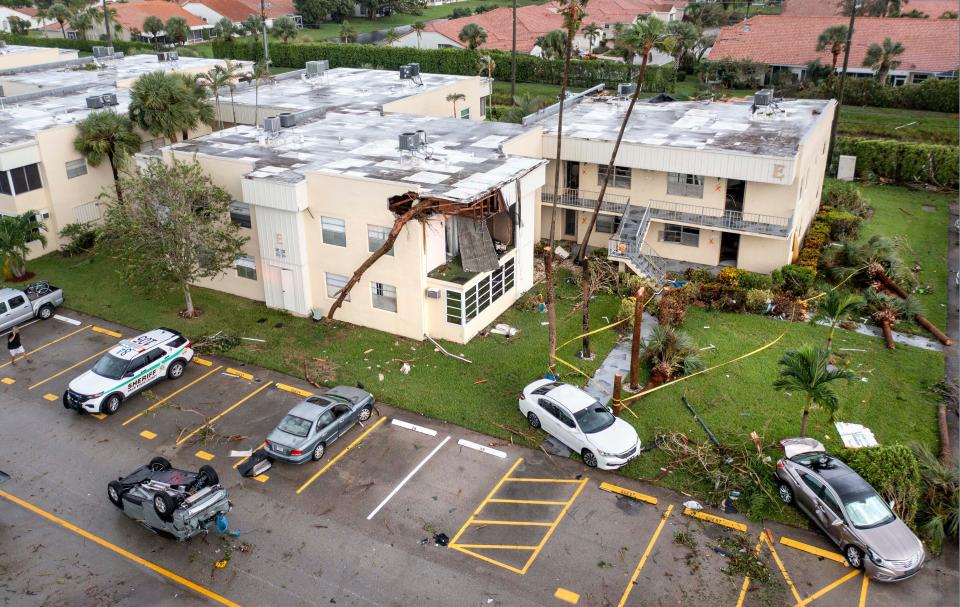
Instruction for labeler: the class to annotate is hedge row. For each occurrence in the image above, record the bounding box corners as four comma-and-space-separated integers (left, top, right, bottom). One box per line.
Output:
798, 77, 959, 113
211, 40, 676, 91
0, 33, 154, 56
835, 137, 959, 188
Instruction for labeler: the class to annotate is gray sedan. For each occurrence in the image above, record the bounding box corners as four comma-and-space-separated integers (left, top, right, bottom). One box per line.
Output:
264, 386, 374, 464
774, 438, 925, 581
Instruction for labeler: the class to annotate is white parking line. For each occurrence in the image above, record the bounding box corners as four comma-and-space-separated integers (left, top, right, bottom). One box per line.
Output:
457, 439, 507, 459
366, 435, 450, 521
53, 314, 81, 326
391, 418, 438, 437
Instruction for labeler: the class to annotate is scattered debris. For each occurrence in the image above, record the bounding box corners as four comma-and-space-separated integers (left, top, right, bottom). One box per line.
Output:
378, 373, 384, 382
682, 500, 703, 510
472, 379, 488, 385
433, 533, 449, 547
363, 348, 374, 354
835, 422, 879, 448
424, 334, 472, 364
230, 449, 253, 458
488, 323, 519, 337
555, 246, 570, 260
214, 559, 228, 569
400, 363, 411, 375
241, 337, 266, 343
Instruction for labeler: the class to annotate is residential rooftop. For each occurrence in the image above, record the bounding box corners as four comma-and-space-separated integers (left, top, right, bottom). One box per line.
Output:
165, 113, 545, 203
0, 88, 132, 147
0, 44, 68, 57
533, 95, 833, 159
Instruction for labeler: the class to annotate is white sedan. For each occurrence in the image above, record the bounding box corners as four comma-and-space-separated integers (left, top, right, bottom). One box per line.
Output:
519, 379, 640, 469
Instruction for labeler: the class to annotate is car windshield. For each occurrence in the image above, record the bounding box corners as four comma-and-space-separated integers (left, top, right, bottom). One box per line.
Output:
92, 353, 128, 380
842, 490, 896, 529
277, 414, 312, 438
574, 403, 616, 434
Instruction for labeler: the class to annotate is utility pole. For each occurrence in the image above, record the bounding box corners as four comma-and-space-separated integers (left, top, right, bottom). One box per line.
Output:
826, 0, 861, 168
260, 0, 270, 62
102, 0, 111, 46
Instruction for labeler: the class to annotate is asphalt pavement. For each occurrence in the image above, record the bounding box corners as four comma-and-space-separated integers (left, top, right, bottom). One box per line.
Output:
0, 309, 956, 606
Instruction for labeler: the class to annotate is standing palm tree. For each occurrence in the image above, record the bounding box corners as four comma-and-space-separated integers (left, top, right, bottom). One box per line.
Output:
812, 289, 863, 352
666, 20, 698, 72
272, 15, 299, 43
536, 29, 567, 60
48, 3, 72, 39
243, 15, 263, 37
0, 212, 46, 279
576, 16, 674, 266
34, 5, 50, 38
339, 20, 356, 43
73, 111, 141, 202
245, 59, 272, 128
384, 28, 401, 45
477, 55, 496, 119
165, 16, 190, 46
816, 25, 849, 77
458, 23, 487, 50
446, 92, 466, 117
220, 60, 242, 126
214, 17, 236, 42
69, 9, 93, 41
142, 15, 164, 47
774, 346, 853, 438
863, 38, 905, 84
197, 67, 229, 130
581, 22, 602, 52
129, 71, 212, 144
178, 73, 216, 140
411, 21, 426, 48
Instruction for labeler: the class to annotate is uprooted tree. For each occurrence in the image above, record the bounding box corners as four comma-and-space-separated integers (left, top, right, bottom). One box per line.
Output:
97, 158, 248, 317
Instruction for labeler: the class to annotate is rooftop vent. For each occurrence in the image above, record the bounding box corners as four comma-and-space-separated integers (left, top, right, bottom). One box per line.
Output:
305, 60, 329, 76
86, 95, 104, 109
398, 131, 420, 151
263, 116, 281, 133
279, 112, 296, 128
167, 50, 179, 61
617, 83, 636, 96
399, 63, 420, 80
157, 52, 169, 62
100, 92, 118, 106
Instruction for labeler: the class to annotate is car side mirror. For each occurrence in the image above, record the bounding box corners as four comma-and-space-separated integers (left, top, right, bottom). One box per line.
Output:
123, 371, 134, 378
831, 518, 844, 527
889, 500, 896, 510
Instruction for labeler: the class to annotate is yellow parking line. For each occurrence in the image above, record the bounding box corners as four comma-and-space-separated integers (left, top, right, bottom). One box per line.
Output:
195, 450, 215, 461
449, 458, 523, 551
253, 474, 269, 483
43, 393, 58, 401
0, 325, 90, 370
796, 570, 861, 606
193, 357, 213, 367
471, 519, 553, 527
487, 498, 567, 506
91, 326, 122, 338
225, 368, 254, 381
448, 547, 525, 575
780, 536, 848, 565
139, 430, 157, 440
599, 481, 658, 505
617, 505, 674, 607
763, 530, 803, 604
554, 588, 580, 605
2, 378, 14, 384
276, 383, 313, 398
233, 442, 265, 469
91, 413, 107, 420
858, 574, 869, 607
295, 416, 387, 494
520, 478, 588, 574
450, 544, 538, 550
28, 346, 113, 390
176, 382, 273, 446
505, 477, 583, 483
682, 507, 748, 532
122, 366, 223, 426
0, 488, 241, 607
736, 538, 765, 607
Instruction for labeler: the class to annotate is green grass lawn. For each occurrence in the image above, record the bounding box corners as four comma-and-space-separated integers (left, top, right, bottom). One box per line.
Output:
856, 182, 953, 330
838, 106, 959, 145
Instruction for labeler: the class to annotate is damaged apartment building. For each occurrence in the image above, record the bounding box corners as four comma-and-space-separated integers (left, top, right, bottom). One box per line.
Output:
532, 89, 836, 276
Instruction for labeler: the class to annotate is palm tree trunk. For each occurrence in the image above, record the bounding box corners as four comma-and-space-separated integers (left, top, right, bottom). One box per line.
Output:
544, 249, 557, 364
938, 401, 952, 464
510, 0, 517, 99
107, 152, 123, 202
575, 50, 651, 265
800, 403, 810, 438
214, 92, 222, 130
881, 320, 895, 349
254, 80, 260, 128
230, 88, 238, 127
878, 270, 952, 344
630, 286, 644, 390
60, 24, 66, 38
826, 325, 835, 353
580, 257, 591, 359
183, 283, 195, 317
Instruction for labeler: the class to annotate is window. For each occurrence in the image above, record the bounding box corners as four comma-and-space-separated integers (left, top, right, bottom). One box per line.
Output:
661, 224, 700, 247
598, 165, 631, 189
480, 97, 487, 118
371, 282, 397, 312
144, 348, 165, 364
65, 158, 88, 179
367, 225, 394, 255
325, 272, 350, 301
1, 164, 42, 195
446, 290, 462, 324
460, 107, 471, 120
667, 172, 704, 198
7, 295, 25, 309
800, 473, 825, 495
321, 216, 346, 247
820, 489, 844, 519
29, 212, 48, 242
596, 214, 621, 234
316, 410, 335, 428
235, 255, 257, 280
230, 201, 252, 229
447, 258, 515, 324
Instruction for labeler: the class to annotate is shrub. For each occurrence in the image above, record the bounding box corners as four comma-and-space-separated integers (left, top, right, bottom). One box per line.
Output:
657, 289, 688, 327
745, 288, 773, 314
717, 285, 748, 312
819, 209, 862, 241
772, 264, 815, 296
449, 7, 472, 17
797, 77, 958, 113
834, 138, 959, 189
0, 33, 153, 55
841, 445, 921, 528
684, 267, 715, 284
822, 181, 870, 218
739, 271, 772, 290
58, 222, 99, 257
718, 267, 744, 286
797, 221, 831, 272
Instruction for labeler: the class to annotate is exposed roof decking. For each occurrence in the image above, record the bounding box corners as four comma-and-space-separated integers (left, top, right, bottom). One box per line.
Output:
166, 113, 545, 203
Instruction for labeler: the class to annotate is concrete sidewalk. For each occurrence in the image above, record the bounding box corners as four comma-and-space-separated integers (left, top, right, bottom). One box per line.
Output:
583, 311, 657, 404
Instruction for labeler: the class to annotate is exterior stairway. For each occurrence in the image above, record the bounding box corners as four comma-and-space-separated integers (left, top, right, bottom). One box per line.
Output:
607, 205, 666, 280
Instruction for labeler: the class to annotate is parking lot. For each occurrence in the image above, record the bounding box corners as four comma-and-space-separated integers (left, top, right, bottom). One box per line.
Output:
0, 310, 956, 606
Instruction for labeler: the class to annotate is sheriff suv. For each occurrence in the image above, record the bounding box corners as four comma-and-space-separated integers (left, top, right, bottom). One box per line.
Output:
63, 328, 194, 415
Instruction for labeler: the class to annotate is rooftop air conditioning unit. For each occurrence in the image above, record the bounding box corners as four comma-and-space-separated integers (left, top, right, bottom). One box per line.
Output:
425, 288, 441, 299
157, 52, 168, 62
86, 95, 104, 109
100, 92, 118, 106
399, 63, 419, 80
92, 46, 107, 58
167, 51, 179, 61
617, 82, 636, 96
398, 132, 419, 151
263, 116, 281, 133
305, 60, 329, 76
279, 112, 296, 128
753, 89, 774, 106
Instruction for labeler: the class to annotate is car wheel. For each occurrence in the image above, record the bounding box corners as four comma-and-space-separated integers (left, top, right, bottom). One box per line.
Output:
527, 412, 541, 429
358, 406, 372, 422
107, 481, 124, 509
845, 545, 864, 569
102, 394, 122, 415
167, 360, 186, 380
197, 465, 219, 488
153, 492, 176, 522
37, 304, 53, 320
311, 442, 326, 461
777, 482, 794, 505
149, 456, 172, 471
581, 449, 598, 468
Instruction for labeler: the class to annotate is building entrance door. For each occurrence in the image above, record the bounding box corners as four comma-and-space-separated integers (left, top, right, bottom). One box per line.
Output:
565, 161, 579, 191
719, 232, 740, 266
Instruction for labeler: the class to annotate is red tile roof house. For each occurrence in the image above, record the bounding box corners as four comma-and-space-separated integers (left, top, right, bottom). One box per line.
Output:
709, 15, 959, 86
181, 0, 302, 28
390, 0, 686, 59
56, 1, 216, 43
782, 0, 958, 19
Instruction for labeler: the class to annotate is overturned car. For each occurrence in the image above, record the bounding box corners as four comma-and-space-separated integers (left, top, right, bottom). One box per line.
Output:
107, 457, 230, 541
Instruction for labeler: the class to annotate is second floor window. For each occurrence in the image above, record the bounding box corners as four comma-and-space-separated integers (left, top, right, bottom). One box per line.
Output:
65, 158, 88, 179
321, 216, 346, 247
598, 165, 631, 189
367, 225, 394, 255
667, 173, 704, 198
661, 224, 700, 247
230, 201, 252, 229
596, 215, 621, 234
0, 163, 42, 195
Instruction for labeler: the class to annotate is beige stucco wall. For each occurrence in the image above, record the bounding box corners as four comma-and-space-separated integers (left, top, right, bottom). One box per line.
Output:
0, 47, 78, 71
737, 234, 794, 273
382, 77, 486, 121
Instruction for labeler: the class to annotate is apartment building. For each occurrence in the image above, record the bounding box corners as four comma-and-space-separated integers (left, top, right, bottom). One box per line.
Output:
532, 92, 835, 275
0, 44, 79, 72
158, 113, 545, 343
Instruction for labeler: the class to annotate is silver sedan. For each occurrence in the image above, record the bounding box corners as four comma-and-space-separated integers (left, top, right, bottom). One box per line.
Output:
264, 387, 374, 464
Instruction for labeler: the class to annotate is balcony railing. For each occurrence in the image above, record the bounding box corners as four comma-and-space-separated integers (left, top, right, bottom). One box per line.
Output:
541, 188, 630, 215
644, 199, 792, 237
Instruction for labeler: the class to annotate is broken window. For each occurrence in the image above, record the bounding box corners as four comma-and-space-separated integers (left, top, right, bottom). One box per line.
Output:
326, 272, 350, 301
661, 224, 700, 247
230, 201, 252, 229
667, 173, 704, 198
598, 165, 631, 189
454, 258, 515, 325
321, 216, 346, 247
367, 225, 394, 256
371, 282, 397, 312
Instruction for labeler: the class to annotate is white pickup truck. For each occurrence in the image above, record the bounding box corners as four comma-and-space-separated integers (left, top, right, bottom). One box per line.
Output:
0, 281, 64, 332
